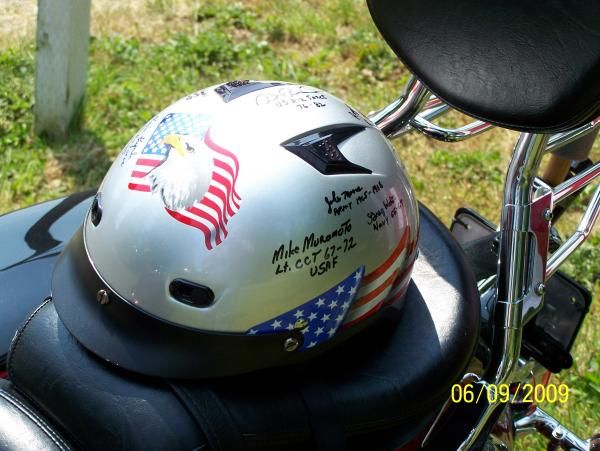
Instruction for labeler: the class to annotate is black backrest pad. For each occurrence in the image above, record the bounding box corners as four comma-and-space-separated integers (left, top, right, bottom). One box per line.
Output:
368, 0, 600, 132
7, 205, 479, 450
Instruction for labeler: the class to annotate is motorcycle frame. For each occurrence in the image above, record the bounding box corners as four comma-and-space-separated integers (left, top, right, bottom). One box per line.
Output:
371, 76, 600, 450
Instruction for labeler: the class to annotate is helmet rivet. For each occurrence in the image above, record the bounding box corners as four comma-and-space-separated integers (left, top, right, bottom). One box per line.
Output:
534, 283, 546, 296
283, 337, 300, 352
542, 208, 553, 221
96, 289, 110, 305
294, 318, 308, 330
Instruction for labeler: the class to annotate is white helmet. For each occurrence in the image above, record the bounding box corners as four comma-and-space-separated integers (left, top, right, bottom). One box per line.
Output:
52, 81, 419, 378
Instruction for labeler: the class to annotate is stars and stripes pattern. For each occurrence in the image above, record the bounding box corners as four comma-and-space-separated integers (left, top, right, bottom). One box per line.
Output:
127, 113, 242, 250
386, 231, 419, 305
247, 267, 365, 350
342, 227, 412, 327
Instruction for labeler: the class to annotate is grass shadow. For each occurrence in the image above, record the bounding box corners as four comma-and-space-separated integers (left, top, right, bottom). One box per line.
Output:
43, 128, 111, 194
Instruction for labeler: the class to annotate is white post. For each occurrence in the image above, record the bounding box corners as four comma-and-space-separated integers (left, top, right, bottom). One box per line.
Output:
34, 0, 91, 141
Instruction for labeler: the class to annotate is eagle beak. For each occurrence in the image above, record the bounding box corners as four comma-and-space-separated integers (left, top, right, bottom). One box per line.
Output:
163, 135, 187, 158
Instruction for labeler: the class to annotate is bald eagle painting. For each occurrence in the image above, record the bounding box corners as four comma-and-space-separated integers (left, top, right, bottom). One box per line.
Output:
147, 134, 213, 211
127, 113, 242, 250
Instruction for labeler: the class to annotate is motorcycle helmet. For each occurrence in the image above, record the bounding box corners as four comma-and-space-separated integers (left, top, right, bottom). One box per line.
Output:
52, 80, 419, 378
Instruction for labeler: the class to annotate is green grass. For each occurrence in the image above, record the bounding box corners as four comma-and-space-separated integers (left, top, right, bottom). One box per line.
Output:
1, 1, 598, 448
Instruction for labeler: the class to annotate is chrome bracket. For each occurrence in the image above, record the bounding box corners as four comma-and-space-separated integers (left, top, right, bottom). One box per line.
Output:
521, 183, 553, 323
494, 182, 553, 326
514, 406, 591, 450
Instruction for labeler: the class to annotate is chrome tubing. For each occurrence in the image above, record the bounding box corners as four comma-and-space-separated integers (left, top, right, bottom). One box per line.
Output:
409, 115, 493, 142
514, 406, 589, 450
477, 275, 496, 295
546, 183, 600, 278
459, 133, 549, 450
553, 160, 600, 204
420, 373, 482, 448
490, 132, 548, 382
405, 112, 597, 145
546, 115, 600, 154
383, 97, 451, 139
370, 76, 431, 136
409, 96, 450, 125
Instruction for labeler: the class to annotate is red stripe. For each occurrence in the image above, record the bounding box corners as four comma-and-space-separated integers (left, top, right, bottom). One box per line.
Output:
362, 228, 409, 284
383, 283, 409, 307
136, 158, 163, 167
166, 209, 213, 250
213, 158, 242, 202
208, 185, 230, 224
210, 182, 236, 218
187, 206, 223, 245
391, 260, 415, 288
203, 192, 228, 228
131, 170, 148, 178
344, 278, 410, 329
342, 300, 384, 329
212, 172, 234, 202
128, 183, 151, 192
205, 130, 240, 176
409, 234, 418, 254
199, 197, 228, 237
205, 130, 242, 202
0, 370, 7, 379
212, 172, 240, 212
214, 159, 242, 203
351, 268, 400, 310
204, 129, 242, 206
214, 159, 235, 180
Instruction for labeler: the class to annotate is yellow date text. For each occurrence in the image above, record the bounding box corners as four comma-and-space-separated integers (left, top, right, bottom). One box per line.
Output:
450, 383, 569, 404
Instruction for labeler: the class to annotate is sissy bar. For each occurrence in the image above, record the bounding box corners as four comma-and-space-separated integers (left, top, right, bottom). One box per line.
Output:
372, 76, 600, 450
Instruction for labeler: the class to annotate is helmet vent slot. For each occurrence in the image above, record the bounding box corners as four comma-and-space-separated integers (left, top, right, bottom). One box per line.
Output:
281, 125, 372, 175
90, 193, 103, 226
214, 80, 283, 103
169, 279, 214, 308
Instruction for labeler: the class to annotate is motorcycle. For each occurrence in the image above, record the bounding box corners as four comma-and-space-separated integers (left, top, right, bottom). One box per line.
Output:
0, 0, 599, 449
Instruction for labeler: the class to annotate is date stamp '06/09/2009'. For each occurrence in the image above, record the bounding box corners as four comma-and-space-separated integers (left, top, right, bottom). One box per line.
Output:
450, 383, 569, 404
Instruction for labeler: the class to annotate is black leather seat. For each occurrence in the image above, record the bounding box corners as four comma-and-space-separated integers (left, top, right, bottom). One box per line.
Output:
5, 205, 479, 450
367, 0, 600, 132
0, 379, 72, 450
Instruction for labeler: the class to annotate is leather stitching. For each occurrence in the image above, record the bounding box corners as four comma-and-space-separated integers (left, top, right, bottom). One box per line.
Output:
7, 298, 51, 378
0, 389, 70, 450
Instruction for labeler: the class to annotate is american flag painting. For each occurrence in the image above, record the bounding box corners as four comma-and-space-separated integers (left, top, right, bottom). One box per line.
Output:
342, 227, 412, 327
127, 113, 241, 250
247, 228, 416, 349
247, 267, 366, 350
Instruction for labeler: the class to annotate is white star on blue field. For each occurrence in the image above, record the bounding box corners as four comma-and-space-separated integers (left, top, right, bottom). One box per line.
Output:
247, 267, 365, 350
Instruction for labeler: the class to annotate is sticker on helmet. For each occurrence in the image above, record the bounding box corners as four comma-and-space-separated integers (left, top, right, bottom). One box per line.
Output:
214, 80, 283, 103
281, 125, 372, 175
247, 267, 365, 350
127, 113, 242, 250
